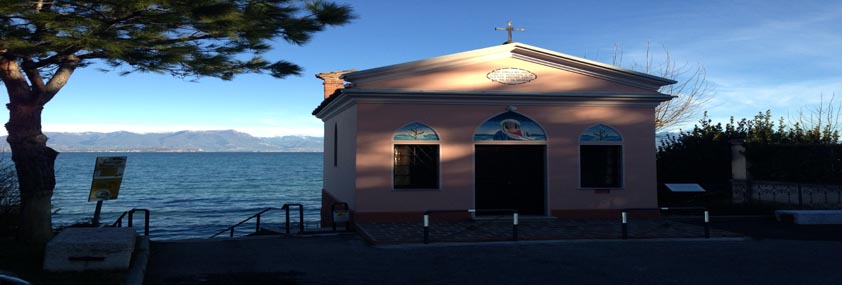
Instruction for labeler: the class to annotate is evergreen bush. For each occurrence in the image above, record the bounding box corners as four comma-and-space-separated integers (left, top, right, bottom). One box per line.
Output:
657, 110, 840, 207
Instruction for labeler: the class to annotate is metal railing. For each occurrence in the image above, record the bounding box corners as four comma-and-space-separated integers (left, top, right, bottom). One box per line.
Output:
423, 209, 518, 244
210, 203, 305, 238
0, 274, 30, 285
282, 203, 305, 234
621, 207, 709, 239
112, 208, 150, 236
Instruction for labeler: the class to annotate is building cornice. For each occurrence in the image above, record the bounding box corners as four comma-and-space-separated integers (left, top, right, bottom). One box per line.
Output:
313, 89, 673, 120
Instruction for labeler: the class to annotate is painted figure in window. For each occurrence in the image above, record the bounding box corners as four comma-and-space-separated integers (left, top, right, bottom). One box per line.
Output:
474, 111, 546, 141
493, 119, 533, 140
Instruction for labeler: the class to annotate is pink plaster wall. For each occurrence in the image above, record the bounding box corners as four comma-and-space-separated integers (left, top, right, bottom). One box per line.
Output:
352, 58, 660, 95
318, 49, 670, 219
323, 106, 358, 209
353, 102, 658, 214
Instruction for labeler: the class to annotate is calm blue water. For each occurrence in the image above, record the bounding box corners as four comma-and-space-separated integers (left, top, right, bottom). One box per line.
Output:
52, 152, 323, 240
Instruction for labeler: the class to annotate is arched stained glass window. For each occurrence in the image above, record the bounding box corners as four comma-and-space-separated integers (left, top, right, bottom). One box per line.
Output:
474, 111, 546, 141
579, 124, 622, 142
579, 124, 623, 188
392, 122, 440, 189
393, 122, 439, 141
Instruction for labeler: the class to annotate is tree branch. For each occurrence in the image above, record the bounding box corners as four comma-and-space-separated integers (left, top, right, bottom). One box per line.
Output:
40, 55, 79, 105
21, 56, 45, 95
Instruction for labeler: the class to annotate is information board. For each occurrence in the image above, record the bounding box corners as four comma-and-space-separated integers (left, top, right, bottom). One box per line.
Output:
88, 156, 127, 202
664, 183, 706, 193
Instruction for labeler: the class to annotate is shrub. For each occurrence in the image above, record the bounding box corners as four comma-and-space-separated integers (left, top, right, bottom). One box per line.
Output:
657, 109, 841, 207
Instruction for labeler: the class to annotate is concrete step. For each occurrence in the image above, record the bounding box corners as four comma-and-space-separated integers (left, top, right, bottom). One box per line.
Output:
775, 210, 842, 224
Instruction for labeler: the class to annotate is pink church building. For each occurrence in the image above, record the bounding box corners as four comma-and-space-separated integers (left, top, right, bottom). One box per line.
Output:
313, 42, 675, 224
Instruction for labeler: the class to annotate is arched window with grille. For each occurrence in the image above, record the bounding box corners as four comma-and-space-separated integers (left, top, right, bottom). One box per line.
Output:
393, 122, 440, 189
579, 124, 623, 188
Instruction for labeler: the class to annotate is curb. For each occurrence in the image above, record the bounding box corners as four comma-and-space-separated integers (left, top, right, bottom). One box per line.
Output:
374, 236, 749, 249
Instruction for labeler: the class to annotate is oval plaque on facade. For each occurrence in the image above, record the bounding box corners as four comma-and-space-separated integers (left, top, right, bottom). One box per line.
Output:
486, 68, 537, 85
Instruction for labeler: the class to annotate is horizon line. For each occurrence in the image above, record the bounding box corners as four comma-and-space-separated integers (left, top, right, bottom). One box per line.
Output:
2, 129, 326, 138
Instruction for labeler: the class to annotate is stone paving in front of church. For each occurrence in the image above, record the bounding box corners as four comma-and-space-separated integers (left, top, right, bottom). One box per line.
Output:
355, 217, 741, 244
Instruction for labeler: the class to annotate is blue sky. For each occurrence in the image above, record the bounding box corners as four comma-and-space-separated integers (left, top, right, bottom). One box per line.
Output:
3, 0, 841, 137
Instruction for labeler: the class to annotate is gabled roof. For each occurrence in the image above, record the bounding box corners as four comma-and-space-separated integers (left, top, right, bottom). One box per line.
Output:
313, 42, 678, 118
341, 42, 676, 91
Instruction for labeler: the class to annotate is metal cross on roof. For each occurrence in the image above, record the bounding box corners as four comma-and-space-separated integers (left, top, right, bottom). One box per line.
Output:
495, 21, 525, 44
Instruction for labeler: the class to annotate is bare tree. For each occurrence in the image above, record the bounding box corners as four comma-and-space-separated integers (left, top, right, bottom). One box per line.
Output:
602, 43, 713, 131
792, 93, 841, 143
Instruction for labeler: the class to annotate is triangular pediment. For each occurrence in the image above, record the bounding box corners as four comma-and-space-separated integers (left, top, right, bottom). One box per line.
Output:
341, 43, 676, 95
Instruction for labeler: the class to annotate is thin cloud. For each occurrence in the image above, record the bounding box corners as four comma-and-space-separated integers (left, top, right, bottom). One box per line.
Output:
705, 77, 842, 119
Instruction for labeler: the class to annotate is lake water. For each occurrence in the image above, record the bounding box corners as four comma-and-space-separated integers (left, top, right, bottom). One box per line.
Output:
52, 152, 323, 240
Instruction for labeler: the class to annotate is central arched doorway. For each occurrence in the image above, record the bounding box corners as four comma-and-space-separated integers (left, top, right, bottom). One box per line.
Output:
475, 145, 545, 215
473, 110, 547, 215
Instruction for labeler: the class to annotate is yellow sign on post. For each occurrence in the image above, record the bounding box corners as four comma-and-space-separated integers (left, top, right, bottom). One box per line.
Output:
88, 156, 127, 202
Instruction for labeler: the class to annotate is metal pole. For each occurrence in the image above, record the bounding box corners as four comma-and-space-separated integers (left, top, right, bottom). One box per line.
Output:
621, 211, 628, 240
92, 200, 104, 226
513, 212, 519, 241
423, 214, 429, 244
128, 210, 134, 227
298, 205, 304, 233
704, 210, 710, 238
229, 228, 234, 238
285, 206, 291, 234
143, 210, 150, 236
256, 213, 261, 233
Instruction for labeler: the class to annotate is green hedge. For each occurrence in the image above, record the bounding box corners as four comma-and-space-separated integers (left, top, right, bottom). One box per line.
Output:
746, 143, 842, 184
656, 110, 841, 206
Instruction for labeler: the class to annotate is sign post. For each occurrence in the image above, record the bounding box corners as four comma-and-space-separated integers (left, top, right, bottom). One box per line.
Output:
89, 156, 127, 225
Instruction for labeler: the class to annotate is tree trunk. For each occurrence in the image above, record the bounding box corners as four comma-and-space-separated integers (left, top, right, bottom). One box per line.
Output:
6, 101, 58, 246
3, 55, 75, 247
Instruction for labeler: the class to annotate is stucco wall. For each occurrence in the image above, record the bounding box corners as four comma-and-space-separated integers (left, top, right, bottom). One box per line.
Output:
352, 57, 660, 95
352, 102, 657, 215
322, 106, 358, 209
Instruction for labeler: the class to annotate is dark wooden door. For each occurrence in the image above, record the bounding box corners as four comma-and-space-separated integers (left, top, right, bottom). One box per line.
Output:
475, 145, 545, 215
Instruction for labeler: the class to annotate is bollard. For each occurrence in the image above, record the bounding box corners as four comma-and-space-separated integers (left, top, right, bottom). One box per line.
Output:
621, 211, 628, 240
704, 210, 710, 238
513, 213, 519, 241
423, 214, 430, 244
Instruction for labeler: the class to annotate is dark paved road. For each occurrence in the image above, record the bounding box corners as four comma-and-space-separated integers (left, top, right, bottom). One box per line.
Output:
145, 217, 842, 285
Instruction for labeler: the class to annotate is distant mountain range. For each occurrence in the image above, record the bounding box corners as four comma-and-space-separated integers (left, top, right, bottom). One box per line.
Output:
0, 130, 324, 152
0, 130, 678, 152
